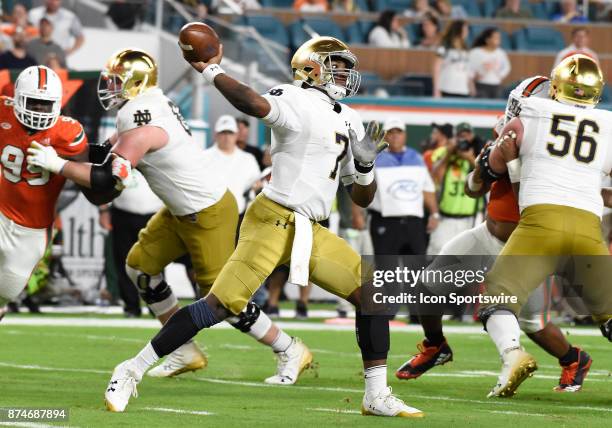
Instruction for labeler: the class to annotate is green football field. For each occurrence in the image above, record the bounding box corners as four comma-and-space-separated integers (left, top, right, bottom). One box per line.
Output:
0, 315, 610, 428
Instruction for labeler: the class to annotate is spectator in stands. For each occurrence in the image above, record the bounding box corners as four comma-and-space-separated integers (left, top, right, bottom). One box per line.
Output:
427, 124, 482, 255
554, 27, 598, 66
495, 0, 533, 19
433, 0, 468, 19
423, 122, 453, 171
369, 118, 439, 256
212, 0, 261, 14
106, 0, 144, 30
405, 0, 439, 19
1, 3, 38, 40
28, 0, 84, 56
332, 0, 359, 13
294, 0, 329, 13
469, 27, 511, 99
179, 1, 209, 19
368, 10, 411, 49
551, 0, 588, 23
26, 17, 67, 68
416, 12, 441, 49
432, 20, 473, 98
0, 29, 36, 70
236, 117, 265, 170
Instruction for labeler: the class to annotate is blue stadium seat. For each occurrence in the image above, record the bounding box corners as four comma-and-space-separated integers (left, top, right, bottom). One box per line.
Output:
512, 27, 565, 52
354, 0, 371, 11
372, 0, 413, 12
346, 20, 375, 44
531, 2, 549, 20
289, 18, 346, 49
453, 0, 482, 17
260, 0, 295, 8
358, 71, 386, 94
243, 15, 290, 47
482, 0, 503, 17
405, 23, 420, 45
390, 74, 432, 96
468, 25, 512, 50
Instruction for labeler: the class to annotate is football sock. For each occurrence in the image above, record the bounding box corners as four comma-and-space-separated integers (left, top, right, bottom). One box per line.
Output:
271, 330, 292, 353
355, 311, 390, 361
486, 310, 521, 356
424, 332, 445, 347
559, 346, 579, 366
364, 365, 387, 397
151, 305, 201, 357
131, 342, 159, 378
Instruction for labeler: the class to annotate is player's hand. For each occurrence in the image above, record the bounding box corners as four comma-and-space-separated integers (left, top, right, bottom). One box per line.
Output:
497, 130, 518, 163
349, 121, 388, 168
111, 154, 134, 190
26, 141, 67, 174
189, 44, 224, 73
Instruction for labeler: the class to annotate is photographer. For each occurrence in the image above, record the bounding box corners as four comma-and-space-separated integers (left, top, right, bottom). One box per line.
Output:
426, 122, 484, 255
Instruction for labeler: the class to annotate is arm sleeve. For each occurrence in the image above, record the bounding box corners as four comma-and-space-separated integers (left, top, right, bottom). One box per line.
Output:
261, 85, 302, 132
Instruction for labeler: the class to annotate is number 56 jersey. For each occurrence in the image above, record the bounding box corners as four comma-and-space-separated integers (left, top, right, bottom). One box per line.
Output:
518, 96, 612, 218
261, 84, 365, 221
0, 96, 87, 229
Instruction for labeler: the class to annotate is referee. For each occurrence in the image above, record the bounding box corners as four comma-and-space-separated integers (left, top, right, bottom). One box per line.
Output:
369, 118, 439, 256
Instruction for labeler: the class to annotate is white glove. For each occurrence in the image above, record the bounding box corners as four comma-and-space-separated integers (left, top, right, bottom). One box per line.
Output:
348, 121, 388, 169
26, 141, 67, 174
111, 155, 134, 190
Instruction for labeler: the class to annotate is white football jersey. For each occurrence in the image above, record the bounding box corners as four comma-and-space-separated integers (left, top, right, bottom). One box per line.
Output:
261, 84, 365, 221
116, 88, 226, 216
504, 75, 550, 126
518, 97, 612, 217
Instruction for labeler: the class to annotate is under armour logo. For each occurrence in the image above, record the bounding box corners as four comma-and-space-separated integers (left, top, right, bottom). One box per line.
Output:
133, 109, 152, 126
275, 220, 288, 229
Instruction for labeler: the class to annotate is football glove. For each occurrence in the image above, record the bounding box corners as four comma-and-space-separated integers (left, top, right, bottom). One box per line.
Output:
26, 141, 67, 174
348, 121, 388, 172
111, 155, 134, 190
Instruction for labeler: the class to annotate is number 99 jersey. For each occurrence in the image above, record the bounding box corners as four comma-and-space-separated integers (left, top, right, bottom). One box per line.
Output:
261, 84, 365, 221
0, 96, 87, 229
518, 96, 612, 218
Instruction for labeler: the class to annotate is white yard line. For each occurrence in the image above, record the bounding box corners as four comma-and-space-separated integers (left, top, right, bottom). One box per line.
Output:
142, 407, 213, 416
486, 410, 548, 417
0, 423, 73, 428
307, 407, 361, 415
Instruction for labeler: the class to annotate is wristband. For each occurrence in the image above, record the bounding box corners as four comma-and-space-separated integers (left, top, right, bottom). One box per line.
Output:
467, 173, 483, 192
506, 158, 521, 183
202, 64, 225, 84
354, 169, 374, 186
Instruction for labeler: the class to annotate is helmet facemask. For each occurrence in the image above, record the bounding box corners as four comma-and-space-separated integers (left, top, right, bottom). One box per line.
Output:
316, 51, 361, 100
98, 70, 130, 111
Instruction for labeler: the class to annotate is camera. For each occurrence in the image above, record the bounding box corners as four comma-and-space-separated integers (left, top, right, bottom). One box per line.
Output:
457, 139, 472, 151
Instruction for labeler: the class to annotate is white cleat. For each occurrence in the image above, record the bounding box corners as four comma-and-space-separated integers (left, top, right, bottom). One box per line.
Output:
147, 341, 208, 378
0, 305, 7, 322
105, 360, 141, 412
488, 347, 537, 398
264, 337, 313, 385
362, 386, 424, 418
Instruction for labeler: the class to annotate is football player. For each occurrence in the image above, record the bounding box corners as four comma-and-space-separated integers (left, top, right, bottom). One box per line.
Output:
0, 66, 91, 318
397, 75, 595, 393
98, 37, 424, 417
479, 54, 612, 397
27, 49, 312, 392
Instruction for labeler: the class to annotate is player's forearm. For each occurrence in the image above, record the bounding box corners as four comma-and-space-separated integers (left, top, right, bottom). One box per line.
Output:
464, 171, 491, 198
350, 181, 377, 208
213, 74, 270, 118
60, 161, 93, 188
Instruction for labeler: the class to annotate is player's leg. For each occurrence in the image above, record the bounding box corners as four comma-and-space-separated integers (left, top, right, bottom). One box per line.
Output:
0, 214, 47, 314
308, 225, 422, 418
519, 279, 592, 392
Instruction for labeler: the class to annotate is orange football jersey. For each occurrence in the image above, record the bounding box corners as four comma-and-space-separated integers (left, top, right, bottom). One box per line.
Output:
487, 176, 520, 223
0, 96, 87, 229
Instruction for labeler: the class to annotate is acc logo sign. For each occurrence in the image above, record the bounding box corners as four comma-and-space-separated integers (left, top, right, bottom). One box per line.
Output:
388, 179, 419, 201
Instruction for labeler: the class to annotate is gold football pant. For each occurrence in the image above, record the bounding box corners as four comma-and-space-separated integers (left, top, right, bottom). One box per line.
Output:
126, 191, 238, 294
211, 194, 362, 315
483, 204, 612, 323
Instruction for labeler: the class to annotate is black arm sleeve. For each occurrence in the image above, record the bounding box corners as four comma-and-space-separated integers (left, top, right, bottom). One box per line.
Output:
88, 139, 112, 164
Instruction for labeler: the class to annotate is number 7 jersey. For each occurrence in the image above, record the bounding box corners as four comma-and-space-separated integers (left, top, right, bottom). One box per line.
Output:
261, 84, 365, 221
518, 97, 612, 218
0, 96, 87, 229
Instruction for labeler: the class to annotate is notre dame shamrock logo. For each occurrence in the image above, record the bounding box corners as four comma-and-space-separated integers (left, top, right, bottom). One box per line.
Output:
133, 109, 152, 126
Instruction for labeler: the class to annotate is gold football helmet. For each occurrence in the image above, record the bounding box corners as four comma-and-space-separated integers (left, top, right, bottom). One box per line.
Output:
291, 36, 360, 100
97, 48, 158, 110
549, 54, 604, 108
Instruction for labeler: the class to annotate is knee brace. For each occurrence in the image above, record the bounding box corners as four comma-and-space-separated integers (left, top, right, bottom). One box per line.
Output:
126, 265, 177, 316
227, 302, 271, 340
355, 311, 389, 361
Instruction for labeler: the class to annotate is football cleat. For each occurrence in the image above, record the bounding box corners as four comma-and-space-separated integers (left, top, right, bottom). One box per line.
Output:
395, 339, 453, 380
554, 348, 592, 392
361, 387, 424, 418
488, 347, 537, 398
105, 360, 141, 412
0, 305, 7, 322
265, 337, 312, 385
147, 341, 207, 378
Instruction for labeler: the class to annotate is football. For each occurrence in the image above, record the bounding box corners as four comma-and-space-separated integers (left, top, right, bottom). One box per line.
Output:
178, 22, 220, 63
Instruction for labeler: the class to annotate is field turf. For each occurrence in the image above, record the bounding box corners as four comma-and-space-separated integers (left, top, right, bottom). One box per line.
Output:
0, 315, 610, 427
